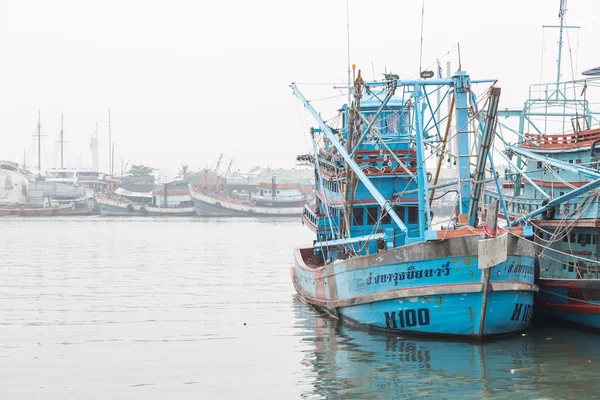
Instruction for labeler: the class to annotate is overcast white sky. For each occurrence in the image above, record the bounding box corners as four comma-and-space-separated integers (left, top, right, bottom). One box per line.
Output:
0, 0, 599, 174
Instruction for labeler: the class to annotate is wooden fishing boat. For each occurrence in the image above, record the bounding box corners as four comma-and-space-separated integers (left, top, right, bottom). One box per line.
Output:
483, 2, 600, 330
290, 68, 540, 338
0, 203, 92, 217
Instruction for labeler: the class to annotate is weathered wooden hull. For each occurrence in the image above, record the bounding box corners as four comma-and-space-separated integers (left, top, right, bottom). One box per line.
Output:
97, 199, 147, 216
536, 278, 600, 330
0, 204, 92, 217
97, 197, 194, 217
146, 207, 195, 217
292, 234, 538, 338
190, 188, 303, 217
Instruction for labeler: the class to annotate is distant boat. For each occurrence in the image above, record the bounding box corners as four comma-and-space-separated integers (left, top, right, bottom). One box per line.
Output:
98, 181, 195, 216
189, 176, 311, 217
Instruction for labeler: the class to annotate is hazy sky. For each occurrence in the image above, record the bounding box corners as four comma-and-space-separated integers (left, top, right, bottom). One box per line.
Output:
0, 0, 599, 175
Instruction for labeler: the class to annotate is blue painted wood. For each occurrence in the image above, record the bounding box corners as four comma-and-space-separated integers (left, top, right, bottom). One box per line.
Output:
291, 72, 539, 338
293, 241, 536, 337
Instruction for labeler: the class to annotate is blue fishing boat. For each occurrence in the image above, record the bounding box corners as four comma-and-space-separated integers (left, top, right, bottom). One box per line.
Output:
291, 67, 539, 338
484, 2, 600, 329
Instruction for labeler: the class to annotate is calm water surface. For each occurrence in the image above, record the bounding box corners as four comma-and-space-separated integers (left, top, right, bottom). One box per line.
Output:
1, 217, 600, 399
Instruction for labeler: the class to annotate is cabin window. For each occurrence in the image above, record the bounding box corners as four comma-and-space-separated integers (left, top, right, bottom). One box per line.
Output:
563, 234, 569, 243
579, 233, 592, 245
594, 235, 598, 245
568, 160, 573, 164
385, 112, 401, 134
568, 262, 575, 273
365, 113, 382, 135
576, 159, 582, 164
562, 263, 567, 270
277, 191, 280, 194
570, 233, 576, 243
408, 207, 419, 224
353, 207, 365, 226
394, 206, 406, 222
367, 207, 378, 225
381, 209, 391, 224
536, 161, 543, 169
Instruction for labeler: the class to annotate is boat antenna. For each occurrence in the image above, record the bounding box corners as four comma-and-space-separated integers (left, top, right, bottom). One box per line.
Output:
371, 61, 375, 81
33, 110, 45, 174
556, 0, 566, 87
346, 0, 351, 104
108, 108, 112, 175
542, 0, 579, 99
56, 114, 68, 169
419, 0, 425, 74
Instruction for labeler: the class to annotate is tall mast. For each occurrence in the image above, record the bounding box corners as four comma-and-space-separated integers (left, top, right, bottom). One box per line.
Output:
108, 108, 112, 175
542, 0, 579, 99
555, 0, 566, 90
37, 111, 42, 173
56, 114, 67, 168
346, 0, 351, 108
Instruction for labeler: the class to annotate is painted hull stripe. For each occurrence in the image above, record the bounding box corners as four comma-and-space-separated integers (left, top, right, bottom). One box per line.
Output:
291, 268, 537, 309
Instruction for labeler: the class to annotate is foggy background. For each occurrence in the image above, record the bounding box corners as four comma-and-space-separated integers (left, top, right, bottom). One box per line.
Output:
0, 0, 598, 176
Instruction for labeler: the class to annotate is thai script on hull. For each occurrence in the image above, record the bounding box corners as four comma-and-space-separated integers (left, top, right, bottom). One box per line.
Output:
366, 262, 451, 286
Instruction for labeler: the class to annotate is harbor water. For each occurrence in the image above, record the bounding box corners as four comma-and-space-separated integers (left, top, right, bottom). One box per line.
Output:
2, 217, 600, 399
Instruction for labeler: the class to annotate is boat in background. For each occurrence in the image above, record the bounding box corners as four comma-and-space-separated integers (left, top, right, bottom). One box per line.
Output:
147, 180, 195, 216
291, 67, 542, 338
0, 161, 92, 216
483, 2, 600, 330
98, 181, 194, 216
190, 158, 313, 216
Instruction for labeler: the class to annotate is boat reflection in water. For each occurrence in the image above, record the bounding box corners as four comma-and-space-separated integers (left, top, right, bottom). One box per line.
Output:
292, 298, 600, 399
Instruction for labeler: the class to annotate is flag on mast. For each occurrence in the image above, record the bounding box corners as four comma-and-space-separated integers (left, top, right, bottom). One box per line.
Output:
437, 59, 443, 78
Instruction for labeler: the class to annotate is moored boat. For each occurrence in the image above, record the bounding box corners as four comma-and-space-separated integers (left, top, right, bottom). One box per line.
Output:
483, 2, 600, 330
0, 203, 92, 217
189, 177, 310, 217
98, 182, 195, 217
291, 67, 539, 338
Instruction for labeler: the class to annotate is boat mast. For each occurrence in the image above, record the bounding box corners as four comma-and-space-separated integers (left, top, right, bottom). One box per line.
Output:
57, 114, 68, 169
108, 108, 112, 175
36, 111, 43, 173
555, 0, 566, 97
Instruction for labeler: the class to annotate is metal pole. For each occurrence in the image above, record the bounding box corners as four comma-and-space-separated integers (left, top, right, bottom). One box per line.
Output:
37, 111, 41, 172
108, 108, 112, 175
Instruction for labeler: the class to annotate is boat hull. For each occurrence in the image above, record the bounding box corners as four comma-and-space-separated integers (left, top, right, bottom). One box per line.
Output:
292, 233, 537, 338
190, 188, 303, 217
146, 207, 195, 217
536, 279, 600, 330
0, 204, 92, 217
98, 198, 194, 217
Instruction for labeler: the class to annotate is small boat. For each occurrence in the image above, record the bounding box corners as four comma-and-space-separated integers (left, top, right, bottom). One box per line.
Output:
291, 67, 539, 338
190, 176, 310, 217
0, 203, 92, 216
98, 183, 195, 216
